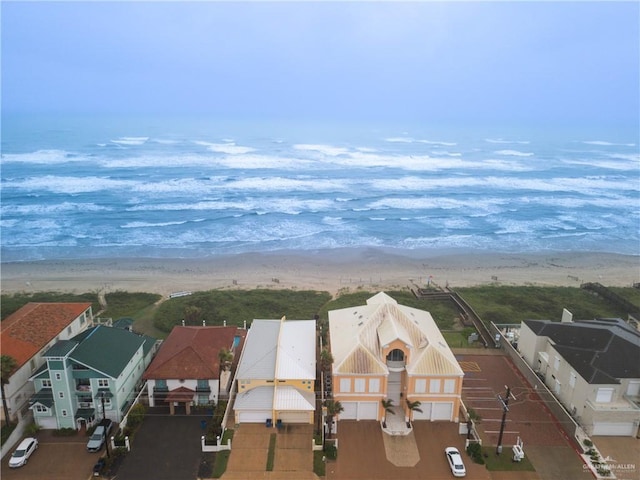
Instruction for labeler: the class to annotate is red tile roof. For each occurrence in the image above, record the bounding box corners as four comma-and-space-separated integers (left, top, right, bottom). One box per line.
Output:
143, 326, 245, 380
0, 303, 93, 369
164, 386, 195, 403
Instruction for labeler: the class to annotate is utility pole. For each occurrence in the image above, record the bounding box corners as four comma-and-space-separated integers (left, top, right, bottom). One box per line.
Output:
496, 385, 514, 455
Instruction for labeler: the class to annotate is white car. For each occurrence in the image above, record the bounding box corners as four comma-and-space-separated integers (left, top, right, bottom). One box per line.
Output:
9, 437, 38, 468
445, 446, 466, 477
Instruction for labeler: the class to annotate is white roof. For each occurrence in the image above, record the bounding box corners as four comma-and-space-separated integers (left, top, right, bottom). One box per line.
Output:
235, 385, 315, 413
234, 386, 274, 410
237, 318, 316, 381
274, 386, 315, 411
329, 292, 463, 376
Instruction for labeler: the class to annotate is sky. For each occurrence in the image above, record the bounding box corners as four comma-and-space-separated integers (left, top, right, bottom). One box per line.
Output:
1, 1, 639, 129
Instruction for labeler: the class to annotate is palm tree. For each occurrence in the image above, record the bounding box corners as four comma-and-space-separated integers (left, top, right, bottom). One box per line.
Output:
218, 348, 234, 372
319, 348, 333, 371
381, 398, 395, 428
324, 399, 343, 440
1, 355, 18, 427
406, 399, 423, 421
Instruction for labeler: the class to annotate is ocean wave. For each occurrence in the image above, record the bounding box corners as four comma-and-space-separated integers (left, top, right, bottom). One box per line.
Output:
583, 140, 636, 147
121, 219, 205, 228
384, 137, 414, 143
4, 175, 137, 194
127, 198, 335, 215
110, 136, 149, 146
201, 142, 256, 155
1, 202, 110, 215
494, 149, 534, 157
1, 149, 87, 164
293, 144, 350, 156
416, 140, 457, 146
485, 138, 530, 144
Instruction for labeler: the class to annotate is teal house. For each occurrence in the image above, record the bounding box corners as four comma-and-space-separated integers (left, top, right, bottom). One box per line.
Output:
29, 325, 158, 430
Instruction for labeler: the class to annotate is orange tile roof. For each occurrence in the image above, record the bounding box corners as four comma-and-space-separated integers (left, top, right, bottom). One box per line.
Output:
0, 303, 92, 369
143, 326, 245, 380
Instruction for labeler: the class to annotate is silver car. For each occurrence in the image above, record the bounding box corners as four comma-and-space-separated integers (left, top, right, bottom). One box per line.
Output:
9, 437, 38, 468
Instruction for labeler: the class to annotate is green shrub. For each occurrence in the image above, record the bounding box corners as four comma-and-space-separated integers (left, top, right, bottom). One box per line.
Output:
466, 442, 485, 464
583, 438, 593, 447
325, 442, 338, 460
125, 403, 147, 431
53, 427, 77, 436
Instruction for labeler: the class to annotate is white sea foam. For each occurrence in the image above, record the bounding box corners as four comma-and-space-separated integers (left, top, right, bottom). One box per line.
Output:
293, 144, 350, 156
5, 175, 137, 194
384, 137, 414, 143
417, 140, 457, 146
122, 220, 199, 228
205, 143, 256, 154
110, 136, 149, 146
485, 138, 530, 144
583, 140, 636, 147
1, 149, 86, 164
494, 149, 534, 157
1, 202, 110, 215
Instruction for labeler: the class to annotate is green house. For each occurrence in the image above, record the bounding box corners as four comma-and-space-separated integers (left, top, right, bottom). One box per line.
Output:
29, 325, 158, 430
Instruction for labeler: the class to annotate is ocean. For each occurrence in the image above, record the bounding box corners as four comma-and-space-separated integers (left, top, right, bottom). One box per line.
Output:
1, 114, 639, 262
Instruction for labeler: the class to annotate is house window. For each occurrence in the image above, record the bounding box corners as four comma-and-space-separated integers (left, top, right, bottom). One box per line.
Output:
197, 379, 209, 389
98, 379, 109, 388
156, 379, 168, 389
340, 378, 351, 393
61, 409, 68, 417
415, 379, 426, 394
67, 326, 72, 335
595, 387, 614, 403
354, 379, 366, 393
58, 392, 64, 399
34, 405, 48, 413
55, 373, 62, 381
42, 379, 52, 388
443, 379, 456, 394
386, 349, 405, 362
369, 378, 380, 393
30, 359, 36, 372
80, 313, 86, 324
569, 372, 576, 389
553, 356, 560, 371
429, 379, 441, 393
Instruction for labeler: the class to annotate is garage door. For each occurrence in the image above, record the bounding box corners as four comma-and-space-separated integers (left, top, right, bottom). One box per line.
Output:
340, 402, 357, 420
432, 402, 453, 421
339, 401, 378, 420
278, 411, 310, 423
238, 410, 271, 423
592, 422, 636, 436
412, 402, 432, 420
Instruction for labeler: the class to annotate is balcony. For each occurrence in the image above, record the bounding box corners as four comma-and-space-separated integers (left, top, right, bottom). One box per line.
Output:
75, 381, 91, 392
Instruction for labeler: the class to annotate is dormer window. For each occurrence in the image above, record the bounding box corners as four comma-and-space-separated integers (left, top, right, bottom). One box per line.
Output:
386, 349, 405, 362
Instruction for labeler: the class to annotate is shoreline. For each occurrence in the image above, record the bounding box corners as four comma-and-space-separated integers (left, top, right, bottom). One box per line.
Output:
1, 249, 638, 297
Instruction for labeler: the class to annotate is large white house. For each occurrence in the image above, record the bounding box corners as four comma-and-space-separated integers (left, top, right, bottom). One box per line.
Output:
519, 312, 640, 437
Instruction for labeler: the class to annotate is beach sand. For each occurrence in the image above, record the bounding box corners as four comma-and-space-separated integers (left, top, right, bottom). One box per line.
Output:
1, 249, 638, 297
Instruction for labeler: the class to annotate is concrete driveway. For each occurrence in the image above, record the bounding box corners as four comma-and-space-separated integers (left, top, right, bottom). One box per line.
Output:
1, 433, 98, 480
591, 436, 640, 480
114, 407, 210, 480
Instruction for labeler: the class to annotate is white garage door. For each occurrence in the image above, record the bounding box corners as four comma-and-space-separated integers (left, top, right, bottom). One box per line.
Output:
278, 411, 310, 423
432, 402, 453, 421
592, 422, 636, 436
238, 410, 271, 423
412, 402, 432, 420
340, 402, 357, 420
339, 401, 377, 420
358, 402, 378, 420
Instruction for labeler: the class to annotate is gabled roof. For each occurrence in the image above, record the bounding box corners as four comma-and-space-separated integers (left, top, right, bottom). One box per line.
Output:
0, 302, 92, 370
329, 292, 463, 377
70, 325, 150, 378
143, 326, 245, 380
524, 318, 640, 384
237, 318, 316, 381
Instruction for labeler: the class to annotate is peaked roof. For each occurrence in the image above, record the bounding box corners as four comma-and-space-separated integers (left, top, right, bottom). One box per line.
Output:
329, 292, 463, 377
0, 302, 92, 370
524, 318, 640, 384
143, 326, 245, 380
237, 318, 316, 381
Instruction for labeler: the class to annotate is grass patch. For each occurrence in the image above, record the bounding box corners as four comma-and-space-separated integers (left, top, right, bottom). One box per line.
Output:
442, 328, 484, 348
211, 450, 230, 478
102, 291, 162, 322
314, 450, 326, 476
1, 292, 99, 321
153, 289, 332, 333
266, 433, 276, 471
456, 286, 637, 324
481, 446, 535, 471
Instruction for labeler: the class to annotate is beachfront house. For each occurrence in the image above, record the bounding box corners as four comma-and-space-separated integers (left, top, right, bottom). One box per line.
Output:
143, 326, 246, 414
328, 292, 464, 427
518, 311, 640, 437
28, 324, 157, 430
234, 317, 316, 425
1, 303, 94, 425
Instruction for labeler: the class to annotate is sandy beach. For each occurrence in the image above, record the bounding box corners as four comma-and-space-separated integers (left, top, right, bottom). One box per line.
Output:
1, 249, 638, 297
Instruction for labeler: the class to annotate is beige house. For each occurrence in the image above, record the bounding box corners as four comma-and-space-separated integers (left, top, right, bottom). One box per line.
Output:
233, 317, 316, 425
328, 292, 464, 423
1, 303, 93, 424
519, 312, 640, 437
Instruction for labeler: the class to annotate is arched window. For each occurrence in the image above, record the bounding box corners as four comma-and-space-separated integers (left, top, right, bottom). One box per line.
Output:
386, 349, 405, 362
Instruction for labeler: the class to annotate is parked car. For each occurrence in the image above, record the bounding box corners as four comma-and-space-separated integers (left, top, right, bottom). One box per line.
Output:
445, 446, 466, 477
87, 418, 114, 452
93, 457, 106, 476
8, 437, 38, 468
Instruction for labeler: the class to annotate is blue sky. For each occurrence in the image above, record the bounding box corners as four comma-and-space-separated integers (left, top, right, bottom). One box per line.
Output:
2, 1, 639, 128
